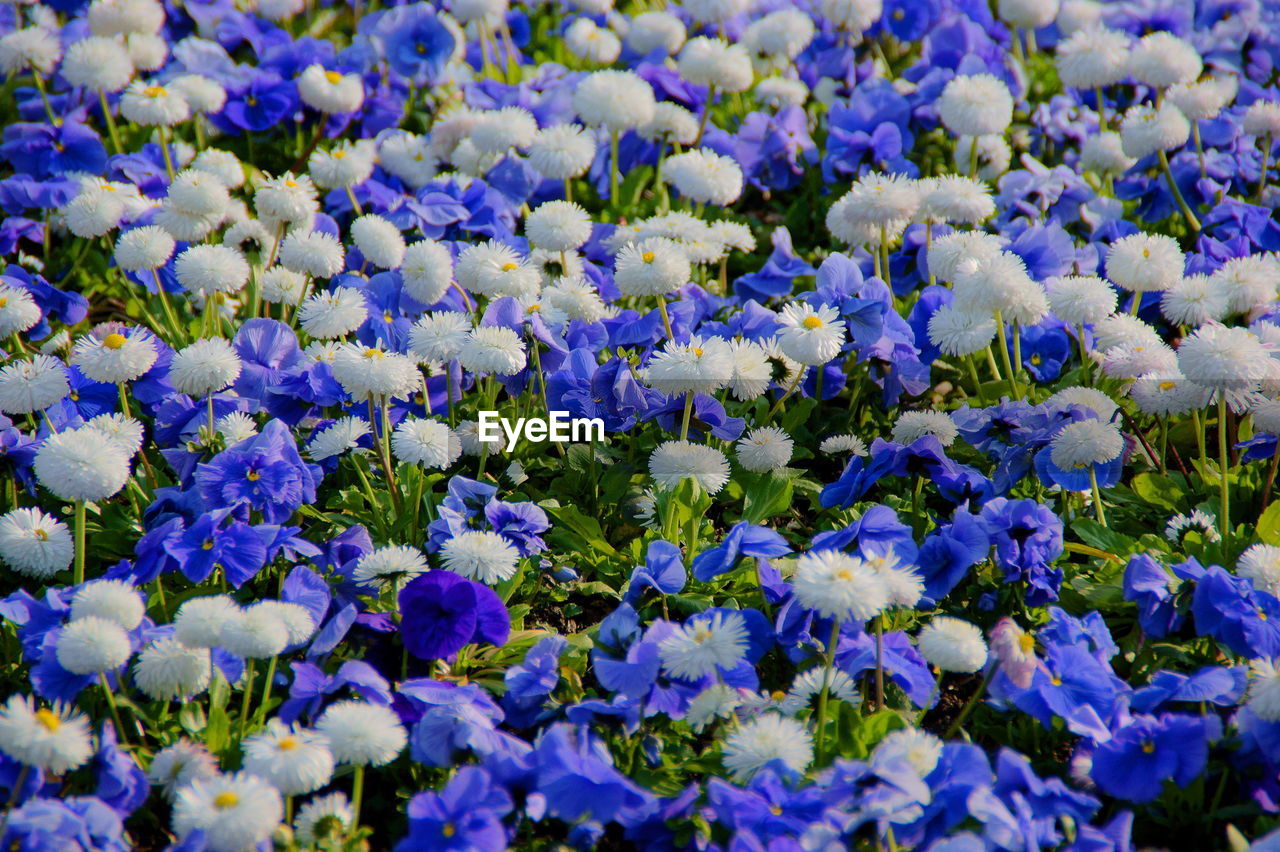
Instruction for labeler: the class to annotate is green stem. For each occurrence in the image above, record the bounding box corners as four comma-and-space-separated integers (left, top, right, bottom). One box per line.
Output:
965, 355, 987, 404
1089, 465, 1108, 527
350, 765, 365, 828
679, 392, 694, 442
238, 658, 255, 739
73, 500, 86, 586
813, 619, 841, 764
367, 397, 402, 514
31, 72, 58, 126
945, 666, 994, 739
98, 89, 123, 155
158, 127, 176, 182
873, 614, 885, 711
656, 297, 675, 342
151, 270, 184, 343
609, 129, 620, 206
1157, 149, 1200, 232
695, 88, 716, 144
100, 673, 129, 746
1076, 324, 1092, 385
1193, 409, 1208, 468
993, 310, 1020, 399
254, 655, 278, 727
762, 369, 805, 425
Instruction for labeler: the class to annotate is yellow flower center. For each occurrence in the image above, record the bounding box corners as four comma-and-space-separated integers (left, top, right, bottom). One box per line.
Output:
144, 86, 166, 98
214, 792, 239, 810
277, 736, 299, 751
202, 539, 215, 550
364, 349, 385, 360
501, 262, 518, 272
1018, 634, 1035, 654
1159, 381, 1176, 390
247, 470, 260, 481
0, 297, 7, 308
641, 251, 655, 263
692, 347, 703, 357
34, 529, 47, 541
1141, 740, 1155, 754
34, 708, 60, 732
802, 316, 823, 329
103, 333, 127, 350
442, 823, 456, 838
325, 70, 343, 85
1050, 676, 1063, 686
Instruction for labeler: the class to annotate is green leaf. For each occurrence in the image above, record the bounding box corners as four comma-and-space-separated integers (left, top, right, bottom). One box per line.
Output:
741, 471, 794, 524
204, 705, 230, 754
1071, 518, 1137, 557
1130, 473, 1182, 512
838, 708, 907, 760
1259, 501, 1280, 546
540, 502, 618, 556
208, 671, 230, 712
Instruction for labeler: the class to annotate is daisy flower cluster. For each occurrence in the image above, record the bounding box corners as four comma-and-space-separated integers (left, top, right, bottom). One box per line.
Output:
2, 0, 1280, 850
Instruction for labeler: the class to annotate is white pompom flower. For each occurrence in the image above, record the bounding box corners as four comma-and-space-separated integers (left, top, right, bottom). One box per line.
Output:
34, 428, 131, 502
736, 427, 794, 472
917, 617, 988, 673
938, 74, 1013, 138
0, 507, 73, 579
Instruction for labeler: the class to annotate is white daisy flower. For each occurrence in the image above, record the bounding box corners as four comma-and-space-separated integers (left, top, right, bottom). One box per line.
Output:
917, 617, 988, 673
133, 638, 212, 700
315, 700, 406, 767
0, 507, 73, 579
55, 616, 132, 675
792, 550, 888, 622
0, 695, 93, 774
659, 611, 749, 680
242, 720, 335, 796
736, 427, 794, 472
648, 440, 731, 494
776, 303, 846, 366
172, 771, 284, 852
352, 545, 429, 590
440, 530, 519, 585
721, 713, 813, 781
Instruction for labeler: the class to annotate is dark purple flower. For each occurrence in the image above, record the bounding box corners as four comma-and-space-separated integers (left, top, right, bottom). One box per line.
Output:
399, 571, 510, 661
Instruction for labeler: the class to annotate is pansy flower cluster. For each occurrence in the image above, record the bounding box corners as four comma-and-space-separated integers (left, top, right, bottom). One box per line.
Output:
3, 0, 1280, 849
